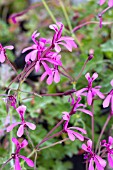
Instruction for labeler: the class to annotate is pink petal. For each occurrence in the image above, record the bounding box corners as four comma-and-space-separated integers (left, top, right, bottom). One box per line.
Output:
54, 70, 60, 83
40, 72, 48, 82
55, 43, 61, 53
22, 46, 34, 53
49, 24, 58, 32
62, 112, 70, 121
19, 155, 34, 167
47, 75, 53, 85
41, 61, 52, 74
108, 153, 113, 168
92, 73, 98, 81
76, 88, 88, 97
69, 127, 86, 134
4, 45, 14, 50
100, 0, 106, 5
89, 158, 94, 170
15, 157, 21, 170
108, 136, 113, 145
12, 138, 20, 146
16, 105, 26, 117
67, 130, 75, 141
0, 52, 5, 63
58, 36, 74, 41
25, 50, 37, 62
110, 79, 113, 87
108, 0, 113, 7
95, 155, 106, 168
21, 139, 28, 148
111, 96, 113, 112
85, 73, 90, 80
26, 122, 36, 130
17, 125, 24, 137
103, 94, 111, 108
77, 108, 93, 116
7, 122, 21, 132
35, 61, 40, 72
94, 157, 105, 170
92, 88, 105, 99
87, 139, 92, 149
41, 58, 60, 66
58, 42, 72, 52
87, 90, 92, 105
82, 144, 88, 152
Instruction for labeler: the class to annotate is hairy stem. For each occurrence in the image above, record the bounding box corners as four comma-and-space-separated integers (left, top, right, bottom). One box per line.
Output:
95, 114, 111, 154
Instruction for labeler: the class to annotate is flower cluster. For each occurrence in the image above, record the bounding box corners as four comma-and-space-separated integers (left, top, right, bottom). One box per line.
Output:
22, 22, 77, 85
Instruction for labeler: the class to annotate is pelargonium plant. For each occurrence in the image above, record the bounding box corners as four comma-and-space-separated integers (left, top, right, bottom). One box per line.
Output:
0, 0, 113, 170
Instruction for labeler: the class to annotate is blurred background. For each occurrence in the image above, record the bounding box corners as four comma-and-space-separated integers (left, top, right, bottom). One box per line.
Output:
0, 0, 113, 169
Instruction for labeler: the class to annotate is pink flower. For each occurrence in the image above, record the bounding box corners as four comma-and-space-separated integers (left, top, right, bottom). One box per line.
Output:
66, 127, 86, 141
3, 95, 16, 110
62, 111, 87, 141
22, 31, 62, 74
76, 73, 105, 105
100, 0, 113, 7
101, 136, 113, 168
49, 22, 77, 52
103, 80, 113, 114
0, 43, 14, 63
7, 105, 36, 137
40, 66, 60, 85
12, 138, 34, 170
82, 139, 106, 170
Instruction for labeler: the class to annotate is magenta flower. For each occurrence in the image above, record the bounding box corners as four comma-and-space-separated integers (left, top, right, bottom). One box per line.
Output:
82, 139, 106, 170
103, 80, 113, 114
0, 43, 14, 63
76, 73, 105, 105
62, 112, 87, 141
49, 22, 77, 52
22, 31, 62, 74
3, 95, 16, 110
100, 0, 113, 7
12, 138, 34, 169
69, 96, 93, 116
7, 105, 36, 137
101, 136, 113, 168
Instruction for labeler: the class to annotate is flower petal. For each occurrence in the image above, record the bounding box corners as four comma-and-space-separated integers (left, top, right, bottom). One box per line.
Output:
7, 122, 21, 132
87, 139, 92, 149
4, 45, 14, 50
82, 144, 88, 152
54, 70, 60, 83
87, 90, 92, 105
103, 94, 111, 108
89, 158, 94, 170
12, 137, 20, 146
100, 0, 106, 5
19, 155, 34, 167
16, 105, 26, 117
108, 0, 113, 7
76, 88, 88, 97
77, 108, 93, 116
26, 122, 36, 130
108, 153, 113, 168
15, 157, 21, 170
17, 125, 24, 137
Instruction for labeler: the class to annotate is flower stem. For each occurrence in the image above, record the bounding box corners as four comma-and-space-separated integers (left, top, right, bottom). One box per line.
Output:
25, 128, 34, 149
75, 59, 88, 81
37, 138, 69, 151
9, 111, 14, 167
0, 157, 12, 170
95, 114, 111, 154
41, 0, 57, 23
91, 101, 94, 150
59, 0, 81, 48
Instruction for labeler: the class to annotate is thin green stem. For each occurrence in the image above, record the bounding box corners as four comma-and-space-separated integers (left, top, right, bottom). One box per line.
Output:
59, 0, 81, 47
91, 101, 94, 150
75, 59, 88, 81
9, 112, 14, 167
34, 152, 37, 170
37, 138, 69, 152
42, 0, 57, 23
25, 128, 34, 149
95, 114, 111, 154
